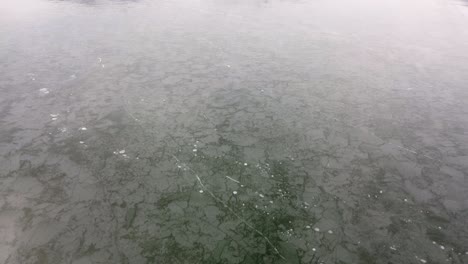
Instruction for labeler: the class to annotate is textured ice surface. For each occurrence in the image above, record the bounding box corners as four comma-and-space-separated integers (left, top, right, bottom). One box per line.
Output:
0, 0, 468, 263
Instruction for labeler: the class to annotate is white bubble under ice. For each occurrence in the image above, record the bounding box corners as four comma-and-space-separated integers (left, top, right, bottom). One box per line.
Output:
39, 88, 49, 94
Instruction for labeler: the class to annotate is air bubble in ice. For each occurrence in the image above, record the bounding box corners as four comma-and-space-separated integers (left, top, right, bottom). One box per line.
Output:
39, 88, 50, 94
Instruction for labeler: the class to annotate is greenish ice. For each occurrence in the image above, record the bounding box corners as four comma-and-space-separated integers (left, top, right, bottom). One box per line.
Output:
0, 0, 468, 263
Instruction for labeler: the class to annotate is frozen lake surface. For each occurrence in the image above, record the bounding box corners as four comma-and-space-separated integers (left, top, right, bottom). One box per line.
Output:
1, 0, 468, 263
